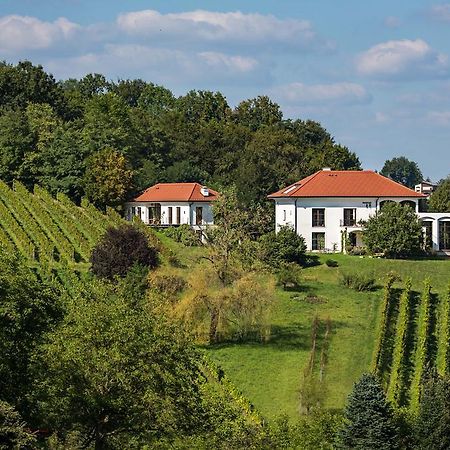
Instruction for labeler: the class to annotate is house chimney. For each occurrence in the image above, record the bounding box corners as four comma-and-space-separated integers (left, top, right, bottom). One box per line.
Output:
322, 167, 331, 171
200, 186, 209, 197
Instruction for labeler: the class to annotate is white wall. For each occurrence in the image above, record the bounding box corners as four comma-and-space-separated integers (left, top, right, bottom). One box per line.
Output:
189, 202, 214, 226
274, 197, 420, 252
160, 203, 191, 225
125, 201, 214, 227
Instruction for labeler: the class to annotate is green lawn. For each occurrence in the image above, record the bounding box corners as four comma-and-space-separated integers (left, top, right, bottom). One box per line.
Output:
206, 254, 450, 420
152, 233, 450, 420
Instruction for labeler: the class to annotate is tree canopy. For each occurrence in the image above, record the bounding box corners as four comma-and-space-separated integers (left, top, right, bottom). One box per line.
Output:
363, 202, 423, 258
428, 176, 450, 212
380, 156, 423, 188
0, 60, 361, 208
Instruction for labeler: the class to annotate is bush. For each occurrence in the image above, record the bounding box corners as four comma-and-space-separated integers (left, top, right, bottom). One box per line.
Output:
363, 203, 423, 258
259, 225, 307, 267
91, 224, 159, 279
340, 272, 376, 291
163, 225, 201, 246
150, 273, 187, 298
325, 259, 339, 267
277, 263, 301, 290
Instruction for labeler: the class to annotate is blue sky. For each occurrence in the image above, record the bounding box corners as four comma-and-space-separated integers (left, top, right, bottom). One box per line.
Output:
1, 0, 449, 180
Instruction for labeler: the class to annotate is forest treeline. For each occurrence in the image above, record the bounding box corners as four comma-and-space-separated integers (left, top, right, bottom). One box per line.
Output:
0, 60, 360, 209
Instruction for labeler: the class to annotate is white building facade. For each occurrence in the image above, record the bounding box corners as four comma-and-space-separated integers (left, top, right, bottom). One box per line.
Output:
125, 182, 217, 231
269, 169, 450, 253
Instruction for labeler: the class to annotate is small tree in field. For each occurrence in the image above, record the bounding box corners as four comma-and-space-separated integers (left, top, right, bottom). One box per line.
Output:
91, 225, 158, 279
338, 373, 399, 449
363, 203, 423, 258
259, 225, 307, 267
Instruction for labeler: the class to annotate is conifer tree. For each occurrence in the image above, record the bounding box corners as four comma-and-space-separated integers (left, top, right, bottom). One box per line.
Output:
338, 373, 399, 449
414, 373, 450, 450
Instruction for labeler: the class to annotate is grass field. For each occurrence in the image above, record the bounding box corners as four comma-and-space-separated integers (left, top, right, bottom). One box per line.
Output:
154, 233, 450, 420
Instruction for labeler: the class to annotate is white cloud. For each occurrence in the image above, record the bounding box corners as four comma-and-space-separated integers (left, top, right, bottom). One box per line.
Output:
429, 4, 450, 22
356, 39, 449, 79
198, 52, 258, 72
0, 15, 79, 52
274, 82, 371, 105
117, 9, 330, 51
45, 44, 261, 84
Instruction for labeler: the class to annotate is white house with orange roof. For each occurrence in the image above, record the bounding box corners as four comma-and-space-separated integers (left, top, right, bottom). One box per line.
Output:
125, 182, 218, 230
268, 168, 450, 253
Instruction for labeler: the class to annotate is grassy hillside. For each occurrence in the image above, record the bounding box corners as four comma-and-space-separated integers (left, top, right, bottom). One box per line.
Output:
153, 238, 450, 419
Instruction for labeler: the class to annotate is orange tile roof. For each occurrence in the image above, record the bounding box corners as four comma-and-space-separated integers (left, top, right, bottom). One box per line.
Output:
268, 170, 426, 198
133, 183, 219, 202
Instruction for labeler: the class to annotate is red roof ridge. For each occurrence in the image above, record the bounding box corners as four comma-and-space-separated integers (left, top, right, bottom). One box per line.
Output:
268, 169, 425, 199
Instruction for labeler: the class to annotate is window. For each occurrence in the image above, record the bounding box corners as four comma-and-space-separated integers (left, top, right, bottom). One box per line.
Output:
343, 208, 356, 226
422, 221, 432, 249
168, 207, 173, 224
312, 232, 325, 251
176, 207, 181, 225
196, 207, 203, 225
312, 208, 325, 227
439, 221, 450, 250
283, 209, 286, 221
137, 207, 142, 220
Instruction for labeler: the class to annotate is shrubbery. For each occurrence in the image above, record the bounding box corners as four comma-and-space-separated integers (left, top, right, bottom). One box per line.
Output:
363, 203, 423, 258
91, 224, 159, 279
163, 224, 201, 246
259, 225, 307, 267
325, 259, 339, 267
340, 272, 376, 291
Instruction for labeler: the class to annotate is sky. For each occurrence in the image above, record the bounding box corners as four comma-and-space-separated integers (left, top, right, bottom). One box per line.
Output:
0, 0, 449, 181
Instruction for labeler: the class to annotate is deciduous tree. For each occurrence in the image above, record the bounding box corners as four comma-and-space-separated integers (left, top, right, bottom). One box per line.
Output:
380, 156, 423, 188
363, 202, 423, 258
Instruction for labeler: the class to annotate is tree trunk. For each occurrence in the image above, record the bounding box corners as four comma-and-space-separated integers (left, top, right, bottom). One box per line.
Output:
209, 308, 219, 344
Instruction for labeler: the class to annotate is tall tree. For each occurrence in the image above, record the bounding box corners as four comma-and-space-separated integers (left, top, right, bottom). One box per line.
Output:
234, 95, 283, 131
380, 156, 423, 188
414, 373, 450, 450
363, 202, 423, 258
34, 279, 208, 449
0, 251, 60, 414
83, 147, 134, 208
428, 176, 450, 212
338, 373, 399, 449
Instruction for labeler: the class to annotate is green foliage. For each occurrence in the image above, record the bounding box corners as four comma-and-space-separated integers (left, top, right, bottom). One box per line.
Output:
0, 251, 61, 411
338, 373, 399, 449
363, 202, 423, 258
387, 278, 412, 406
380, 156, 423, 188
410, 279, 432, 413
90, 224, 159, 279
340, 272, 376, 291
0, 401, 36, 450
325, 259, 339, 267
83, 147, 134, 209
436, 285, 450, 375
163, 224, 201, 246
33, 279, 209, 448
259, 225, 307, 267
414, 373, 450, 450
428, 176, 450, 212
372, 273, 397, 376
0, 61, 362, 208
276, 262, 302, 290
